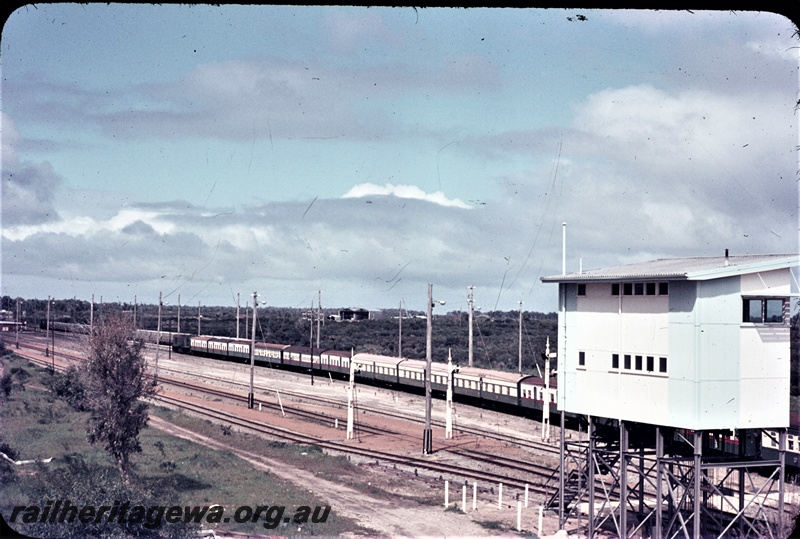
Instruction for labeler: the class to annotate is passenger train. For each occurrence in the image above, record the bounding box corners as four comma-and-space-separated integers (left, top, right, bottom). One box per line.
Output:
163, 331, 558, 416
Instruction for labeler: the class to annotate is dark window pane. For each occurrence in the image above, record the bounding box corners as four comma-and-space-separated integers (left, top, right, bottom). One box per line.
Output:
635, 355, 642, 370
659, 357, 667, 373
579, 351, 585, 366
612, 283, 620, 295
743, 299, 762, 323
612, 354, 619, 369
624, 283, 633, 295
624, 355, 631, 369
659, 282, 669, 295
634, 283, 644, 295
765, 299, 784, 323
577, 284, 586, 296
646, 356, 654, 372
646, 282, 656, 295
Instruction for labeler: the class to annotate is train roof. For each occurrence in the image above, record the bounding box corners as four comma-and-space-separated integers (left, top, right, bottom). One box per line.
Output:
455, 366, 527, 384
351, 352, 403, 367
397, 358, 451, 374
519, 374, 558, 389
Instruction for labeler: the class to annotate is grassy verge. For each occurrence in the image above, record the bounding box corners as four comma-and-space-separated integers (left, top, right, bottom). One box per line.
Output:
0, 351, 373, 537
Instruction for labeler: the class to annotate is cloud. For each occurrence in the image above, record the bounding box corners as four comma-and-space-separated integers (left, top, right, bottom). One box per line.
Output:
1, 160, 63, 227
341, 182, 471, 209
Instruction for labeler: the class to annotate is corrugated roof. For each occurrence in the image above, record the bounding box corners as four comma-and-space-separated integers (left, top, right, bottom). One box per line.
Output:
541, 254, 799, 283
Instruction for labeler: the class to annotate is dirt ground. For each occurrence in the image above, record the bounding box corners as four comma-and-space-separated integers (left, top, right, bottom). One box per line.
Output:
151, 376, 574, 539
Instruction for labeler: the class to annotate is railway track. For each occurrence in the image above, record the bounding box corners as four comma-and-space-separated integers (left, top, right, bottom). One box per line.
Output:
8, 340, 558, 497
156, 362, 561, 457
153, 391, 553, 496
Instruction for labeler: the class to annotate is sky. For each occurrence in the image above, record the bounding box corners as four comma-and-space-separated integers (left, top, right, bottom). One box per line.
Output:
1, 5, 798, 315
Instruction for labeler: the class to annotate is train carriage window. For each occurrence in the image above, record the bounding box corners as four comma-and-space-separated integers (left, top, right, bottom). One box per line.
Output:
612, 353, 619, 369
646, 356, 654, 372
578, 351, 585, 366
624, 355, 631, 369
635, 355, 643, 371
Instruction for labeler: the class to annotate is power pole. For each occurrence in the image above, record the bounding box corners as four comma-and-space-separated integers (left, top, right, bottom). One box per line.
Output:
45, 296, 51, 358
155, 291, 162, 385
398, 299, 403, 358
423, 285, 444, 453
236, 292, 240, 339
15, 298, 20, 349
468, 286, 474, 368
177, 293, 181, 334
316, 290, 321, 349
518, 300, 523, 374
197, 302, 201, 335
248, 291, 258, 409
424, 284, 433, 454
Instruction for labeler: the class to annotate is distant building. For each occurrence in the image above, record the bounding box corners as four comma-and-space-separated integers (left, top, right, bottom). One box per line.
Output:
542, 253, 798, 430
332, 308, 371, 322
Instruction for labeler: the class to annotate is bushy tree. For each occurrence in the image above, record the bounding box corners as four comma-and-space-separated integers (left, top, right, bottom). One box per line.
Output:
83, 315, 155, 485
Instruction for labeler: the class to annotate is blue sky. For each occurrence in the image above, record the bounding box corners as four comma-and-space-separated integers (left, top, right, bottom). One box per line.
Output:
2, 5, 798, 314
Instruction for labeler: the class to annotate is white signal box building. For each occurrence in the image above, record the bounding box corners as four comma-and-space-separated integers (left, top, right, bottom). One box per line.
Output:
541, 254, 798, 431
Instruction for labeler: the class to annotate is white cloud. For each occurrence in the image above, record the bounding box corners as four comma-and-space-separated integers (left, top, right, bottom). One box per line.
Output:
341, 182, 471, 209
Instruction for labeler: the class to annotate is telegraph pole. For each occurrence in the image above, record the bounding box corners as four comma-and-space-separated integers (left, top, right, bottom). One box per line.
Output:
518, 300, 523, 374
177, 293, 181, 334
45, 296, 51, 358
424, 284, 433, 454
15, 298, 20, 349
468, 286, 474, 368
316, 290, 321, 349
423, 284, 444, 454
197, 302, 201, 335
155, 291, 162, 385
236, 293, 240, 339
249, 291, 258, 409
398, 299, 403, 358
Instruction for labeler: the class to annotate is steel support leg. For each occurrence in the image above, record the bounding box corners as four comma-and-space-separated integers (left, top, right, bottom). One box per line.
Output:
620, 420, 628, 538
588, 417, 595, 538
693, 430, 702, 539
655, 427, 663, 539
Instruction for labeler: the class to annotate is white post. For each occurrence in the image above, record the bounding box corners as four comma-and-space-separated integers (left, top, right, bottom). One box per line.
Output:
276, 390, 285, 417
517, 501, 522, 532
346, 355, 356, 440
525, 484, 529, 507
538, 506, 543, 537
498, 483, 503, 509
473, 482, 477, 511
444, 480, 449, 507
258, 403, 261, 411
462, 485, 467, 512
446, 350, 454, 439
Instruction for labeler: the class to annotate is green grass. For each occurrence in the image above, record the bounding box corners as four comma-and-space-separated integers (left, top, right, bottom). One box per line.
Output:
0, 353, 374, 537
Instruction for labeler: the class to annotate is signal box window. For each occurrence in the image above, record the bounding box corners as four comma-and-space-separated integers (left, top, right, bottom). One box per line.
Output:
743, 297, 787, 324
